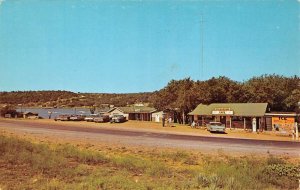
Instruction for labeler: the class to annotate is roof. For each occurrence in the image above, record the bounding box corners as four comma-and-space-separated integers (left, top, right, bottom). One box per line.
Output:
265, 112, 297, 117
189, 103, 268, 117
96, 107, 111, 113
112, 106, 157, 114
23, 111, 38, 115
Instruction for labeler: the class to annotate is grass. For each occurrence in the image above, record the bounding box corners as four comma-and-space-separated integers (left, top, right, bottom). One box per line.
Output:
0, 134, 299, 190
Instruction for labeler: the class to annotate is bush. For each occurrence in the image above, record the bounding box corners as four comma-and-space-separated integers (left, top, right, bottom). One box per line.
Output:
262, 163, 300, 189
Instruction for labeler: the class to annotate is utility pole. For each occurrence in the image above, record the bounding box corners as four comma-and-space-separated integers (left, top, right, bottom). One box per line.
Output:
200, 13, 205, 80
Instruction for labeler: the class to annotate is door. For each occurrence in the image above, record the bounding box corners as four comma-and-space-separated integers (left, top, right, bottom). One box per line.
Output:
155, 114, 160, 122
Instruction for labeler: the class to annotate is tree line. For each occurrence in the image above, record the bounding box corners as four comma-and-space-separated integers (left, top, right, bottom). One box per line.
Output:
0, 75, 299, 117
151, 75, 299, 123
0, 90, 154, 108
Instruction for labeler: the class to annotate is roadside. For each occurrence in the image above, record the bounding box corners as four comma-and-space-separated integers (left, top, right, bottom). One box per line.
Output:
1, 132, 299, 190
0, 118, 298, 142
1, 118, 299, 157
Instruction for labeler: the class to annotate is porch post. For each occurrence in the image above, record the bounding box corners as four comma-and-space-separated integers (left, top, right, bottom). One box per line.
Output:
296, 122, 299, 141
243, 118, 246, 130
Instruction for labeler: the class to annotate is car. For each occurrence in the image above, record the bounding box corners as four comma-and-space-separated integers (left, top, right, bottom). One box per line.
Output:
110, 115, 126, 123
84, 114, 99, 122
69, 115, 85, 121
207, 122, 226, 133
94, 115, 110, 123
54, 114, 70, 121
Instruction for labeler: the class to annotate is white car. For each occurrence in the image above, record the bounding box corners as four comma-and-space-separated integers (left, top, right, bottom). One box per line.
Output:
207, 122, 226, 133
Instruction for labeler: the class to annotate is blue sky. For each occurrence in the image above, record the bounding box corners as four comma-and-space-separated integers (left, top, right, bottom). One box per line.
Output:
0, 0, 299, 93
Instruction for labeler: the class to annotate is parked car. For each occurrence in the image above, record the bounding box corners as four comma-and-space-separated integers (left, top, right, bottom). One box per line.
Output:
207, 122, 226, 133
110, 115, 126, 123
94, 115, 110, 123
69, 115, 85, 121
54, 114, 70, 121
84, 114, 99, 122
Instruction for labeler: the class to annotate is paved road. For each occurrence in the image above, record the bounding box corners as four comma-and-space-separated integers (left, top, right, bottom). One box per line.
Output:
0, 119, 299, 156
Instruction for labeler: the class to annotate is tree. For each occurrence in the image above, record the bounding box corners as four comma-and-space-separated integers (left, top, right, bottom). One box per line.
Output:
243, 74, 299, 111
0, 105, 17, 117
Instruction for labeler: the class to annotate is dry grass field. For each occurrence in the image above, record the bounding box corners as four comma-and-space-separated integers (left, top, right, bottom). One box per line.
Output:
0, 128, 299, 190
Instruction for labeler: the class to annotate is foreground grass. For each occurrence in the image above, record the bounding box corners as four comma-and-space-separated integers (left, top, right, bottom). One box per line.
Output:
0, 135, 299, 190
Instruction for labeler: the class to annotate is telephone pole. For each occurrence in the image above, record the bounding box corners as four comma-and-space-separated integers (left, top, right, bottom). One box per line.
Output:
200, 13, 205, 80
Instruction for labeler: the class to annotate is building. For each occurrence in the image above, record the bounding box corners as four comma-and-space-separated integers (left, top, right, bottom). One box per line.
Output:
108, 105, 156, 121
23, 111, 39, 119
189, 103, 268, 132
264, 112, 297, 132
107, 107, 129, 119
151, 111, 165, 122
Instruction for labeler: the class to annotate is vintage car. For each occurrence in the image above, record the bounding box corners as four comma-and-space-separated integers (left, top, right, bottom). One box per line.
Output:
110, 115, 126, 123
207, 122, 226, 133
94, 115, 110, 123
54, 114, 70, 121
69, 115, 85, 121
84, 114, 99, 122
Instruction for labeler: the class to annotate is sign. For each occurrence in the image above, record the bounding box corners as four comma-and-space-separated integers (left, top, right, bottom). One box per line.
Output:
272, 117, 295, 131
214, 108, 231, 111
272, 117, 294, 124
212, 110, 233, 115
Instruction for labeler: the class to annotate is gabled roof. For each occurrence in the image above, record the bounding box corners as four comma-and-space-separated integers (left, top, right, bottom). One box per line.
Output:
109, 106, 156, 114
23, 111, 38, 115
96, 107, 112, 113
107, 107, 125, 113
189, 103, 268, 117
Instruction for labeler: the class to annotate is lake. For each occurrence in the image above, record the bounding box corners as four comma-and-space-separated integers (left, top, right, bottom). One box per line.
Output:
16, 107, 91, 119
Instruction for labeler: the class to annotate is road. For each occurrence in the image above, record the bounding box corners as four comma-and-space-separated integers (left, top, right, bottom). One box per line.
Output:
0, 119, 299, 156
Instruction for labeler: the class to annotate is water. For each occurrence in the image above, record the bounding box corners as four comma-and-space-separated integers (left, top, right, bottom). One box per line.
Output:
16, 107, 91, 119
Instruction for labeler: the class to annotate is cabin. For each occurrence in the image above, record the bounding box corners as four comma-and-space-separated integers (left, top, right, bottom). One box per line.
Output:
23, 111, 39, 119
107, 107, 129, 120
108, 105, 156, 121
151, 111, 165, 122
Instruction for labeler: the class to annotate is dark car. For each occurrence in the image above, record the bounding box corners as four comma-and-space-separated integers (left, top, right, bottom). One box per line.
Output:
69, 115, 85, 121
54, 114, 70, 121
94, 115, 110, 123
110, 115, 126, 123
84, 114, 99, 122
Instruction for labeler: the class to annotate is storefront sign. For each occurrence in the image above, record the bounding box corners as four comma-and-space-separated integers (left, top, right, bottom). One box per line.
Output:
212, 110, 233, 115
272, 117, 295, 131
214, 108, 231, 111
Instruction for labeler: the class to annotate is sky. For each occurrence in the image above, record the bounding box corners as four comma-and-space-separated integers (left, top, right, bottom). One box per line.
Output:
0, 0, 299, 93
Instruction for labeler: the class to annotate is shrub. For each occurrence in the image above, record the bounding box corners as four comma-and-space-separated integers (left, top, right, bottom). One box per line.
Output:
262, 163, 300, 189
266, 155, 286, 165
